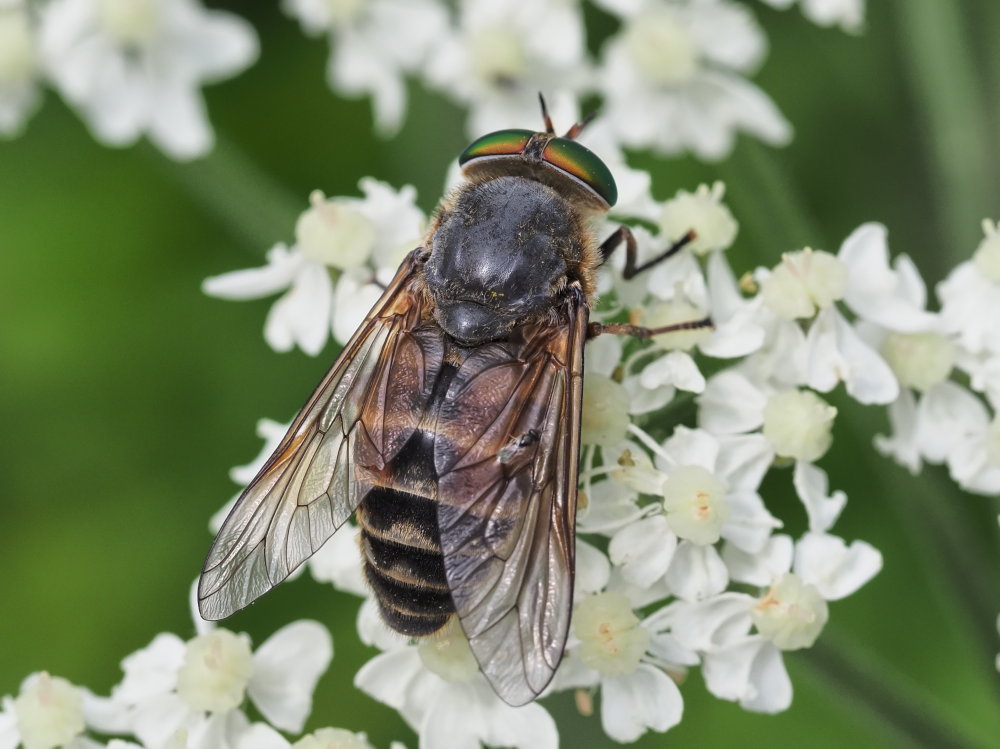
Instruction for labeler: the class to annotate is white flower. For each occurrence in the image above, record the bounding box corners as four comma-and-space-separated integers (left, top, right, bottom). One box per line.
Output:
608, 426, 778, 598
577, 476, 644, 535
0, 1, 42, 136
838, 223, 939, 333
203, 180, 425, 355
671, 530, 879, 712
972, 218, 1000, 283
292, 728, 377, 749
804, 305, 900, 405
751, 573, 828, 650
1, 672, 94, 749
204, 242, 334, 356
307, 521, 368, 596
236, 722, 381, 749
944, 396, 1000, 495
938, 219, 1000, 357
657, 182, 738, 257
757, 0, 865, 33
791, 460, 846, 533
581, 372, 632, 446
698, 369, 771, 435
762, 388, 836, 462
90, 622, 333, 749
39, 0, 258, 159
355, 619, 558, 749
423, 0, 588, 137
880, 331, 955, 392
594, 0, 791, 159
283, 0, 446, 135
759, 248, 845, 320
793, 532, 883, 601
559, 591, 687, 743
661, 464, 730, 544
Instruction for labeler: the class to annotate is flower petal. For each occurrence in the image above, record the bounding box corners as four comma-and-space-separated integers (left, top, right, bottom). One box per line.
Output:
792, 460, 847, 533
794, 533, 883, 600
247, 621, 333, 732
609, 515, 677, 588
600, 665, 683, 743
203, 246, 302, 300
665, 542, 728, 601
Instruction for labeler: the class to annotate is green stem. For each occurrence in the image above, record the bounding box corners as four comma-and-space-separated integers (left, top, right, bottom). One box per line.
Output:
143, 136, 303, 255
799, 628, 995, 749
891, 0, 999, 257
842, 408, 1000, 695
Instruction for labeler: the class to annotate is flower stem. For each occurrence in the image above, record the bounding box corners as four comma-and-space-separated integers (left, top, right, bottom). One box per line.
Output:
799, 628, 995, 749
143, 135, 303, 255
891, 0, 1000, 257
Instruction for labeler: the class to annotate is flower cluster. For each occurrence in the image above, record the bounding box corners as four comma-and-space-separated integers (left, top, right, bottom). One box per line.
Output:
2, 0, 863, 160
0, 614, 351, 749
0, 0, 257, 158
9, 0, 1000, 748
282, 0, 803, 159
189, 177, 911, 747
203, 179, 425, 356
875, 219, 1000, 494
192, 153, 1000, 744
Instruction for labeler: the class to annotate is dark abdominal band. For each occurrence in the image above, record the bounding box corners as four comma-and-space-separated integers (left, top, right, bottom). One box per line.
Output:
354, 363, 458, 636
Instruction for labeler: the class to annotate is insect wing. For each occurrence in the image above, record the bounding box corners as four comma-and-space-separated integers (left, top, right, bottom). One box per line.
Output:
437, 287, 588, 706
198, 251, 430, 621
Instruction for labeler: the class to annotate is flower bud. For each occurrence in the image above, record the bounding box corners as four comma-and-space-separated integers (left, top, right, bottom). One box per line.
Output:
574, 592, 649, 676
176, 629, 254, 713
658, 182, 737, 256
762, 389, 836, 462
661, 464, 729, 545
880, 332, 954, 392
752, 573, 828, 649
14, 673, 85, 749
761, 248, 846, 320
296, 190, 376, 270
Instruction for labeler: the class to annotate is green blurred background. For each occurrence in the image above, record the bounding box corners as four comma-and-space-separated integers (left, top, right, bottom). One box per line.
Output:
2, 1, 999, 747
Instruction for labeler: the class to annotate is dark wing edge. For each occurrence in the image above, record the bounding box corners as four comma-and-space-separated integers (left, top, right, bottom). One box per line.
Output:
438, 285, 588, 706
198, 250, 427, 621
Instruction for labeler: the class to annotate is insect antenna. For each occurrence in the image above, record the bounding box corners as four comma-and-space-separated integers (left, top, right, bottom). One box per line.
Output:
537, 92, 597, 139
537, 92, 555, 134
563, 110, 597, 140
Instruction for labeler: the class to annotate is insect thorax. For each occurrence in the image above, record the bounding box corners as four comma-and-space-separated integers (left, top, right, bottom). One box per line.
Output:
424, 175, 591, 345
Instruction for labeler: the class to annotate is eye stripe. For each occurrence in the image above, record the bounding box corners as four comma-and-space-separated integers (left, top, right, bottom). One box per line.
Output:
458, 128, 618, 208
458, 129, 534, 164
542, 137, 618, 207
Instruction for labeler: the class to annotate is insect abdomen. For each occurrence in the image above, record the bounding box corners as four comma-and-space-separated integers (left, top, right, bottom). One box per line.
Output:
356, 486, 453, 636
356, 410, 455, 636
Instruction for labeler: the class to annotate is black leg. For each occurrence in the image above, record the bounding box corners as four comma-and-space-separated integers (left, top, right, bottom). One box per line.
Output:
598, 225, 697, 279
588, 317, 713, 341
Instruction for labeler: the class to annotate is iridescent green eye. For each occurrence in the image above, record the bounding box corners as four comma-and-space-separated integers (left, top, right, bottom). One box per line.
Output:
542, 137, 617, 207
459, 129, 534, 165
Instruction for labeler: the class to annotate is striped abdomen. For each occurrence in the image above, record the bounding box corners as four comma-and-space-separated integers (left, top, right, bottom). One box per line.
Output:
355, 362, 457, 637
355, 485, 453, 636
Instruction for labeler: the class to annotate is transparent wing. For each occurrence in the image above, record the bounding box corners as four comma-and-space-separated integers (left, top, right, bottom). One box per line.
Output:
198, 250, 434, 621
436, 287, 588, 706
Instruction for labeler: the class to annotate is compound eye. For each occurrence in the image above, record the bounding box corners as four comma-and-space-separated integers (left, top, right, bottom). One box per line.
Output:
542, 137, 618, 207
459, 129, 534, 165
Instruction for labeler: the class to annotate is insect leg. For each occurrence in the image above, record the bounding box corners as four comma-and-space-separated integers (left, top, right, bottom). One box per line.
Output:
587, 317, 713, 340
598, 225, 697, 279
